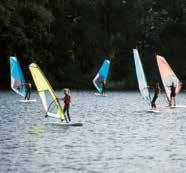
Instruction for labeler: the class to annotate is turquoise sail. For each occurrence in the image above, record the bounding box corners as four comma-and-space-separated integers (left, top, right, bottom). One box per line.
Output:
133, 49, 151, 105
10, 56, 27, 97
93, 59, 110, 93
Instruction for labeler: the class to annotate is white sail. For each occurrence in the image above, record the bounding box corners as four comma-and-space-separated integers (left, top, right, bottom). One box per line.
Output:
133, 49, 151, 105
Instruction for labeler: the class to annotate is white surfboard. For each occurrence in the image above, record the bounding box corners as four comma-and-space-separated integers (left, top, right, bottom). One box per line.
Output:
170, 105, 186, 108
147, 109, 161, 113
19, 99, 37, 103
94, 93, 107, 97
45, 114, 83, 126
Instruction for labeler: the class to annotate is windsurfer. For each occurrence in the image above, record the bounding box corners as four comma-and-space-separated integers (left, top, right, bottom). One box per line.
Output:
62, 88, 71, 122
151, 83, 160, 109
169, 82, 176, 106
25, 81, 31, 100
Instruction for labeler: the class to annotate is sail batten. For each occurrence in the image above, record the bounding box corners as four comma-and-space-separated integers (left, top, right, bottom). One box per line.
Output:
133, 49, 151, 105
29, 63, 64, 120
10, 56, 27, 97
93, 59, 110, 93
156, 55, 181, 102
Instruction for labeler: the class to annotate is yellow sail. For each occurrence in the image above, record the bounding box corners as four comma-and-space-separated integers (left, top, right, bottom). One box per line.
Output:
29, 63, 65, 120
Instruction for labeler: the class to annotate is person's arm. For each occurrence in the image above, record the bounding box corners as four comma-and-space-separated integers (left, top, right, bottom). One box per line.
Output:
143, 86, 152, 90
148, 86, 154, 89
57, 97, 64, 100
18, 83, 25, 87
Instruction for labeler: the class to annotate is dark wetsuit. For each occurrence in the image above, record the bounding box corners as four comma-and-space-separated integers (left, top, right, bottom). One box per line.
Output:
25, 83, 31, 100
63, 94, 71, 122
151, 87, 160, 108
170, 85, 176, 97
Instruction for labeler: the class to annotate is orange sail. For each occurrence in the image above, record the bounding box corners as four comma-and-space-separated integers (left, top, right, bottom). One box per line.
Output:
156, 55, 182, 102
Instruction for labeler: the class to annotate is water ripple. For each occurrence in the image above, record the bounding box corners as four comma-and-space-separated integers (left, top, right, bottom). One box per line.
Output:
0, 91, 186, 173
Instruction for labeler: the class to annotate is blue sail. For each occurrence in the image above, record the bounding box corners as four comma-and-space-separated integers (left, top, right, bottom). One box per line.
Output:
10, 56, 27, 97
133, 49, 151, 105
93, 59, 110, 93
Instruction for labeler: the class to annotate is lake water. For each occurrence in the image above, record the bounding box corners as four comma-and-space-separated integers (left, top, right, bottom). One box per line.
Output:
0, 91, 186, 173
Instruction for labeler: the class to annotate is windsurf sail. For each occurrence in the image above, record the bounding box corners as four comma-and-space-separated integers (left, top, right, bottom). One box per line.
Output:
29, 63, 65, 120
133, 49, 151, 105
10, 56, 27, 97
156, 55, 182, 102
93, 59, 110, 93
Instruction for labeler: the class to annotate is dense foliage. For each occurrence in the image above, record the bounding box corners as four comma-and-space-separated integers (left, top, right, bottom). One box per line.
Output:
0, 0, 186, 89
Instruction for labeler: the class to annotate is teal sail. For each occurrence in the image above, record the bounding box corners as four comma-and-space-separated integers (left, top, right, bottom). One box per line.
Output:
133, 49, 151, 105
93, 59, 110, 93
10, 56, 27, 97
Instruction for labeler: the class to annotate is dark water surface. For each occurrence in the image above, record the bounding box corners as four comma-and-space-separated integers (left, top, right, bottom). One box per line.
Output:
0, 91, 186, 173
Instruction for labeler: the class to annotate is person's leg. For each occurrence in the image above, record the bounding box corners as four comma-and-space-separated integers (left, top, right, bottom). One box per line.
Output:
170, 94, 173, 106
101, 87, 104, 94
151, 100, 155, 109
173, 97, 176, 106
151, 101, 153, 108
151, 102, 155, 109
152, 101, 157, 109
103, 87, 105, 94
152, 99, 156, 109
151, 95, 156, 109
101, 83, 105, 94
66, 105, 71, 121
28, 89, 31, 100
63, 105, 68, 122
25, 90, 28, 100
154, 96, 158, 109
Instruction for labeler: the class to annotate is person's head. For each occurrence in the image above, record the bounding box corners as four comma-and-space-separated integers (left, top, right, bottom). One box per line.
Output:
63, 88, 70, 95
172, 82, 174, 86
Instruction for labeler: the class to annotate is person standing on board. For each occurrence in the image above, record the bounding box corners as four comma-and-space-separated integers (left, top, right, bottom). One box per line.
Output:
169, 82, 176, 106
151, 83, 161, 109
25, 80, 32, 100
62, 88, 71, 122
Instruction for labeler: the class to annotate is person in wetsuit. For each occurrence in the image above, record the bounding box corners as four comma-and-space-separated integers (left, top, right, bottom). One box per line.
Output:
169, 82, 176, 106
63, 88, 71, 122
151, 83, 161, 109
25, 81, 31, 100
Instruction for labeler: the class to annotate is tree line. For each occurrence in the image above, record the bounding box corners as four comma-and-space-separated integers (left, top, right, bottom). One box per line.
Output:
0, 0, 186, 90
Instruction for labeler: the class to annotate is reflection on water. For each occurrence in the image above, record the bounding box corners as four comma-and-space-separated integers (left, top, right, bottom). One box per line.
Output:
0, 91, 186, 173
28, 125, 46, 135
